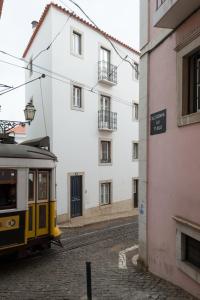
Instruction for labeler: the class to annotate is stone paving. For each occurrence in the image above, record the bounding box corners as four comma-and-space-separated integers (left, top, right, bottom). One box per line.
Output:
0, 216, 196, 300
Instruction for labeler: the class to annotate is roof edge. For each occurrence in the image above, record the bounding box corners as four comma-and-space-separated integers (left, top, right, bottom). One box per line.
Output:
23, 2, 140, 58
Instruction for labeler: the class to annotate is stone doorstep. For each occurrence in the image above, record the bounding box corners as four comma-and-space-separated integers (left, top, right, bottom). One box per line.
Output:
59, 210, 138, 228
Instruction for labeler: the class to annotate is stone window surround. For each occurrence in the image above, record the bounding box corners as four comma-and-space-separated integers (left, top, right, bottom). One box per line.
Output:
70, 26, 84, 59
99, 179, 113, 206
132, 140, 139, 161
132, 102, 139, 121
98, 137, 112, 166
177, 34, 200, 127
70, 81, 84, 111
173, 216, 200, 284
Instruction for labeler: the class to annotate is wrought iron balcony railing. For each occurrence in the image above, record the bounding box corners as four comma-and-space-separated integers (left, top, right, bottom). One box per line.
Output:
98, 61, 117, 85
156, 0, 166, 10
98, 110, 117, 131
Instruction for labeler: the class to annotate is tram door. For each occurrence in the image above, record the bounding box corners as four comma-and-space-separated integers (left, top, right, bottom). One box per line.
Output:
27, 170, 50, 239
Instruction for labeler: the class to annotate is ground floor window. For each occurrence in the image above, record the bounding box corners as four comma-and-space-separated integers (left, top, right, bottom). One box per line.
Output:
133, 179, 138, 208
174, 216, 200, 284
100, 181, 111, 205
185, 235, 200, 269
0, 169, 17, 210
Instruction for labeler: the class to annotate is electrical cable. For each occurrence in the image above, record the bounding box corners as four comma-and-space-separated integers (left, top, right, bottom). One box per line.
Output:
0, 74, 45, 96
62, 0, 139, 73
31, 13, 72, 63
0, 57, 135, 107
39, 78, 48, 136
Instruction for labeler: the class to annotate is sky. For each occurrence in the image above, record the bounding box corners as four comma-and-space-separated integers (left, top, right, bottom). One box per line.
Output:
0, 0, 139, 121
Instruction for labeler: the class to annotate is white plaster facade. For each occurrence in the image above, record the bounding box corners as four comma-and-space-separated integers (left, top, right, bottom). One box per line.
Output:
23, 4, 139, 223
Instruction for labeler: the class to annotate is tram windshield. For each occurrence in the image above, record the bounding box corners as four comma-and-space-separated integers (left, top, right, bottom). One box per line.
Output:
0, 169, 17, 210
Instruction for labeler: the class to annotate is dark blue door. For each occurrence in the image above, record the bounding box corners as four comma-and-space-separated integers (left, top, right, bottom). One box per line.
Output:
70, 175, 82, 218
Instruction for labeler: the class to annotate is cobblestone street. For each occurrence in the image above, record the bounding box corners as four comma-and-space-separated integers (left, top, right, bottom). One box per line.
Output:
0, 216, 196, 300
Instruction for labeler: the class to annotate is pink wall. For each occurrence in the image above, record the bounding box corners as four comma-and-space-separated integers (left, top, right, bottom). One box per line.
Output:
147, 4, 200, 297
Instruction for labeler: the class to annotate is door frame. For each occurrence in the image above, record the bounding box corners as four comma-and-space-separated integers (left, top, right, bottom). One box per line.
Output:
132, 177, 139, 208
67, 172, 85, 219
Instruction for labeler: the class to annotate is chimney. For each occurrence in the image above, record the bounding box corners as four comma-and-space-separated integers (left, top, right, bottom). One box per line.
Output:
31, 20, 38, 29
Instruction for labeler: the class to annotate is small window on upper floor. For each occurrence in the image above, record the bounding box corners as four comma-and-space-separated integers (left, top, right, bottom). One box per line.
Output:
132, 142, 139, 160
72, 85, 83, 110
186, 51, 200, 115
133, 62, 139, 80
178, 47, 200, 126
72, 31, 82, 56
132, 102, 139, 120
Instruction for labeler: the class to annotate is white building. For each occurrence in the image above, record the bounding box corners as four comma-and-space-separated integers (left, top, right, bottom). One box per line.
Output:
23, 3, 139, 223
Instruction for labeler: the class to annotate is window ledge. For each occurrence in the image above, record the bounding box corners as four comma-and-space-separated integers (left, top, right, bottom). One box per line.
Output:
71, 106, 84, 112
173, 216, 200, 232
178, 112, 200, 127
177, 259, 200, 284
99, 203, 111, 208
71, 52, 84, 60
99, 162, 112, 166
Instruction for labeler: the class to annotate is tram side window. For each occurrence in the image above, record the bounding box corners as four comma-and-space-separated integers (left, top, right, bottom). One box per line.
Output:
28, 172, 35, 202
0, 169, 17, 210
38, 171, 49, 201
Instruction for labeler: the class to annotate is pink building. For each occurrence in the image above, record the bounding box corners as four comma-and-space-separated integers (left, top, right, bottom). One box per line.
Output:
139, 0, 200, 298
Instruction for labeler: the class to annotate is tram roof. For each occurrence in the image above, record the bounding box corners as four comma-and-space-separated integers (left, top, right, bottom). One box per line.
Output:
0, 143, 57, 160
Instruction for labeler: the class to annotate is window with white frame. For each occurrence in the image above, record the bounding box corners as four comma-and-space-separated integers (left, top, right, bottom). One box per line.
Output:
72, 85, 82, 109
100, 182, 111, 205
100, 140, 111, 164
72, 31, 82, 56
132, 102, 139, 120
133, 142, 139, 160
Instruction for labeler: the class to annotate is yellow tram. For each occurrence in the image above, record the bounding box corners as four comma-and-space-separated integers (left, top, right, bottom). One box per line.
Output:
0, 136, 61, 255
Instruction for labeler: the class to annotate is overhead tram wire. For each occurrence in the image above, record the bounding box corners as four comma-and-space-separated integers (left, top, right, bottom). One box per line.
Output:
0, 57, 134, 107
0, 74, 45, 96
62, 0, 138, 72
39, 79, 48, 136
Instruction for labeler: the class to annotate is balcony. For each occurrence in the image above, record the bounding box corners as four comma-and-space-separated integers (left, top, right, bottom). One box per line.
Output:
98, 61, 117, 85
98, 110, 117, 131
154, 0, 200, 29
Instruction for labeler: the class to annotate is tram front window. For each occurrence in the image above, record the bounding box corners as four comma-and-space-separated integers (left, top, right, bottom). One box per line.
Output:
0, 169, 17, 210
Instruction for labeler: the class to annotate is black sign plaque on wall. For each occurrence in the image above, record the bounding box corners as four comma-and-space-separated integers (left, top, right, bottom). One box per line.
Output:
150, 109, 166, 135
